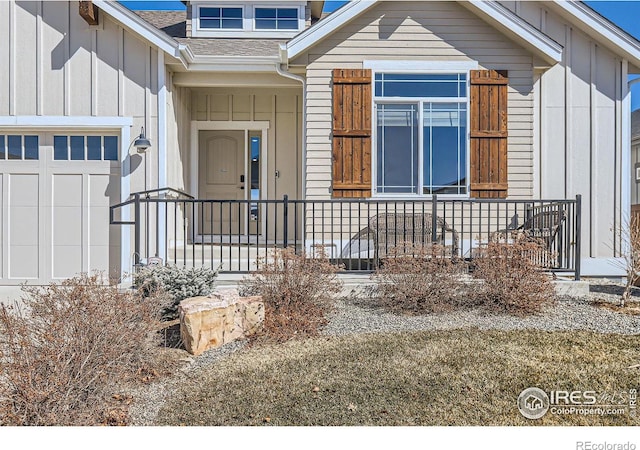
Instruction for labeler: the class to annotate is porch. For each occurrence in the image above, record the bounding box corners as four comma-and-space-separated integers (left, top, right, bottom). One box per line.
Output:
110, 189, 582, 279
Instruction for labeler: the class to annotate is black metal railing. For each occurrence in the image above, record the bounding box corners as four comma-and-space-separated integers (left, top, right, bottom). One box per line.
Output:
110, 191, 582, 279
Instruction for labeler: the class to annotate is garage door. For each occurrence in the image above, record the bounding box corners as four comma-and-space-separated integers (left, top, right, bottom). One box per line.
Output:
0, 132, 121, 285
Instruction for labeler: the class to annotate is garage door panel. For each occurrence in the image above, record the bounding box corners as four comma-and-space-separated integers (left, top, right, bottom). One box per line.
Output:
53, 174, 83, 207
53, 206, 82, 246
9, 207, 39, 247
52, 245, 82, 279
9, 245, 38, 279
10, 174, 39, 207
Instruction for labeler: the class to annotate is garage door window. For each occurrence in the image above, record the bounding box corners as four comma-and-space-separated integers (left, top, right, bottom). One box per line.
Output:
0, 135, 39, 160
54, 135, 118, 161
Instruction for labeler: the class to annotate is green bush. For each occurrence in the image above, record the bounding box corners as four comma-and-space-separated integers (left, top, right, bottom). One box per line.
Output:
134, 265, 219, 320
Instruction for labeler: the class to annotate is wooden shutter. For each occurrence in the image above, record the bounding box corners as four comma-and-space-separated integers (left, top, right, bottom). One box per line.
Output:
332, 69, 372, 198
469, 70, 508, 198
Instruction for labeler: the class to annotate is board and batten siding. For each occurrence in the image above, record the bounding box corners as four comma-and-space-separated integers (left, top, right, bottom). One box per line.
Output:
499, 1, 628, 259
292, 1, 535, 201
0, 1, 160, 193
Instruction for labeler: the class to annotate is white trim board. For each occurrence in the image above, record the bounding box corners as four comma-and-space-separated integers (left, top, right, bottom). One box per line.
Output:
0, 116, 133, 128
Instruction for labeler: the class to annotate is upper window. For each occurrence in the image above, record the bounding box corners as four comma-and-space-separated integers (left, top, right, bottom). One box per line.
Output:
192, 3, 304, 37
0, 135, 39, 160
199, 7, 243, 29
375, 73, 468, 196
255, 8, 298, 30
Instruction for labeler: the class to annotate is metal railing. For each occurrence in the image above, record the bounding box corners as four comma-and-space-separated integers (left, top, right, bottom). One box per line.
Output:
110, 191, 582, 279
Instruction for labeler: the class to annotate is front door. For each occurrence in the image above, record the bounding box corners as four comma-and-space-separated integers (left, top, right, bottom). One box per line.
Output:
198, 130, 245, 235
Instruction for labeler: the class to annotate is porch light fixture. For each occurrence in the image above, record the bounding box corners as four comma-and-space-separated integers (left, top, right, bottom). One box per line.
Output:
134, 127, 151, 153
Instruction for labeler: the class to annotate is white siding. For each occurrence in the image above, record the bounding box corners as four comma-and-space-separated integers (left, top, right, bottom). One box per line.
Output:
293, 1, 535, 200
502, 1, 627, 259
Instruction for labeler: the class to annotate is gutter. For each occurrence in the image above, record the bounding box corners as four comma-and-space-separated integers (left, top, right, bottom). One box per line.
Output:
275, 47, 307, 199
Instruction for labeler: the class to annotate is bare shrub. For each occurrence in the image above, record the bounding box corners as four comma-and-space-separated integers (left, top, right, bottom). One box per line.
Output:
0, 274, 164, 426
240, 248, 343, 342
614, 213, 640, 307
471, 237, 556, 315
372, 243, 468, 314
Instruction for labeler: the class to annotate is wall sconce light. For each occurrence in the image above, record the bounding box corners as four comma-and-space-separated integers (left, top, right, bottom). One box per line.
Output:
134, 127, 151, 153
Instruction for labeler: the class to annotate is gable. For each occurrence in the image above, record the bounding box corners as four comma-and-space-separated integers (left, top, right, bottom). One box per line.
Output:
290, 1, 539, 73
287, 0, 562, 65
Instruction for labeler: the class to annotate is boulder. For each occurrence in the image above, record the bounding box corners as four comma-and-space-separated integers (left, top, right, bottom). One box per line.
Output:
179, 288, 264, 356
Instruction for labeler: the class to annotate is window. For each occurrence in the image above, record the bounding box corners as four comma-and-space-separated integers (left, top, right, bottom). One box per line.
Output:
374, 73, 468, 195
199, 7, 243, 29
0, 135, 39, 160
255, 7, 298, 30
54, 135, 118, 161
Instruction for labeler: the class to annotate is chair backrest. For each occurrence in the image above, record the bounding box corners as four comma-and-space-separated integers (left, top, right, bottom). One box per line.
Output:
368, 212, 458, 258
519, 206, 567, 246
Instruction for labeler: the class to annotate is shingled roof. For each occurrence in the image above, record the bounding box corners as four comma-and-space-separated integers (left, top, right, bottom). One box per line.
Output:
134, 10, 285, 57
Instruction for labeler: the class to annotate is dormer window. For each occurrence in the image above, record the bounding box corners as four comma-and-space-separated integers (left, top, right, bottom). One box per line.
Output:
255, 8, 298, 30
200, 7, 243, 29
191, 2, 306, 38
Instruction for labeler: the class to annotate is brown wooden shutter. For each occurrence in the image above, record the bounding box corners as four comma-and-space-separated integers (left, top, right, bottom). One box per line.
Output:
469, 70, 508, 198
332, 69, 372, 198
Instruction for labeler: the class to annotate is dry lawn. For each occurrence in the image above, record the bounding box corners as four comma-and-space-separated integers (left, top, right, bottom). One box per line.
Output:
154, 329, 640, 426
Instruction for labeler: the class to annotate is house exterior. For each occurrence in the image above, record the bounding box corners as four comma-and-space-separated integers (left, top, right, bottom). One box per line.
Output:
1, 0, 639, 291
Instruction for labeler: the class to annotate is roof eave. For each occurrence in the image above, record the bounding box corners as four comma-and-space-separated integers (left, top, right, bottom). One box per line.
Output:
550, 1, 640, 68
93, 0, 182, 58
460, 1, 563, 65
286, 0, 379, 61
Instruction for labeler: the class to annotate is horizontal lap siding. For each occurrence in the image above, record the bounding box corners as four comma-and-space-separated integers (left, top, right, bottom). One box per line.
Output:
297, 1, 534, 200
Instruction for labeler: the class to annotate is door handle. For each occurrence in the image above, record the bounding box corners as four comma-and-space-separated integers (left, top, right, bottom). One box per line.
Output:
240, 174, 245, 183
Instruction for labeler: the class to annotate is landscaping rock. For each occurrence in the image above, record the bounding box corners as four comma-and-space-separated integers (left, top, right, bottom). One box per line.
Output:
179, 288, 264, 356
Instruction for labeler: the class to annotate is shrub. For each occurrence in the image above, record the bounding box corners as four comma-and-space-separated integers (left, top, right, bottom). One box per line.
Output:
372, 243, 468, 314
240, 247, 343, 342
0, 274, 163, 426
134, 264, 219, 320
471, 237, 556, 315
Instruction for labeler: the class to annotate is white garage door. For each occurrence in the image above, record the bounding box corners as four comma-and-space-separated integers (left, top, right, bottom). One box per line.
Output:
0, 132, 121, 285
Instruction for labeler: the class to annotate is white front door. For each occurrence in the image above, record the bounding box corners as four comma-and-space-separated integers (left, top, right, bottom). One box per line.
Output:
198, 130, 245, 235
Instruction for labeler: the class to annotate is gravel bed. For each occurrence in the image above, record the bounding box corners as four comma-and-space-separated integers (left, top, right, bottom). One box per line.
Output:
127, 340, 247, 426
127, 279, 640, 425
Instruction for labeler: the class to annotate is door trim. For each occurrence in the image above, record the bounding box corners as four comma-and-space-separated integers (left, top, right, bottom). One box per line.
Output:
190, 121, 270, 237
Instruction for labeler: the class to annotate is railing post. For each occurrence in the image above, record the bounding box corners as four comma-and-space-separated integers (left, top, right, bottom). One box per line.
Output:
283, 195, 289, 248
575, 194, 582, 281
134, 193, 141, 268
431, 194, 438, 243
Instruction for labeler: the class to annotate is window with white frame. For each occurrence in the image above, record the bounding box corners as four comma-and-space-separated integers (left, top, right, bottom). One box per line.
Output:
192, 3, 304, 37
254, 7, 298, 30
53, 135, 119, 161
199, 6, 243, 29
0, 135, 39, 160
374, 73, 468, 196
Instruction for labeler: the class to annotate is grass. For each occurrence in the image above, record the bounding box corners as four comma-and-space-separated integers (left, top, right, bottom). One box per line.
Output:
154, 329, 640, 426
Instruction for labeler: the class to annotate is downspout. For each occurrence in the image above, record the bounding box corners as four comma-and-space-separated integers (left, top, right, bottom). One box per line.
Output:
275, 53, 307, 199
